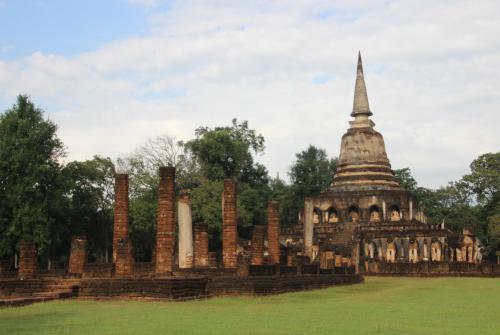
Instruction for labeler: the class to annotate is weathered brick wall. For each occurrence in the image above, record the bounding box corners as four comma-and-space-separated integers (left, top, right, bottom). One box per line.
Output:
251, 225, 266, 265
113, 174, 134, 277
267, 201, 280, 265
68, 236, 87, 274
156, 167, 176, 274
223, 178, 237, 268
194, 223, 209, 267
18, 240, 37, 279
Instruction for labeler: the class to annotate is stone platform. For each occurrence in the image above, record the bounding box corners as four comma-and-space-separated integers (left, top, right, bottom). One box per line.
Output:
0, 270, 363, 306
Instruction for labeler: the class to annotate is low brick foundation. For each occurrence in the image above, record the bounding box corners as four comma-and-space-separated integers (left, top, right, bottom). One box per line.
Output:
364, 261, 500, 277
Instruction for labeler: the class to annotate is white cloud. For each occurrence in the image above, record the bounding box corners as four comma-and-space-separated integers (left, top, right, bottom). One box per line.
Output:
0, 0, 499, 188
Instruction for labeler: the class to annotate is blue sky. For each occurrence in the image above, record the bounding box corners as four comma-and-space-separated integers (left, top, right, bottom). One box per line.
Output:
0, 0, 499, 188
0, 0, 156, 58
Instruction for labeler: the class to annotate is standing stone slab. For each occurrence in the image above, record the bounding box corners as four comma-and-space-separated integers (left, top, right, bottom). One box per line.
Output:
194, 223, 209, 267
113, 174, 134, 277
304, 198, 314, 261
222, 178, 237, 268
267, 201, 280, 265
18, 240, 37, 279
178, 190, 193, 268
69, 236, 87, 274
156, 167, 176, 274
251, 225, 266, 265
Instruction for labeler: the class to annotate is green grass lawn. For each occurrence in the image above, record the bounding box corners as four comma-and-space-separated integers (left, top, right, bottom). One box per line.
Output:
0, 277, 499, 335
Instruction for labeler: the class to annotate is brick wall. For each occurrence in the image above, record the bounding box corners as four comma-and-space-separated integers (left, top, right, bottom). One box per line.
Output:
155, 167, 176, 274
251, 225, 266, 265
18, 240, 37, 279
194, 223, 209, 267
69, 236, 87, 274
222, 178, 237, 268
267, 201, 280, 265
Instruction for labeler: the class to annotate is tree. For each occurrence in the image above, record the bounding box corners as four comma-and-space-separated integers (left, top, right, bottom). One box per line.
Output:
277, 145, 338, 227
186, 119, 264, 180
289, 145, 337, 198
63, 156, 115, 261
0, 95, 65, 257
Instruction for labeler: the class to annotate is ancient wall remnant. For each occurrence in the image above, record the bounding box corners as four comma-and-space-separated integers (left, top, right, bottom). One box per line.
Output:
113, 174, 134, 277
18, 240, 37, 279
222, 178, 237, 268
251, 225, 266, 265
156, 166, 176, 275
178, 189, 193, 269
194, 223, 209, 267
267, 201, 280, 265
69, 236, 87, 274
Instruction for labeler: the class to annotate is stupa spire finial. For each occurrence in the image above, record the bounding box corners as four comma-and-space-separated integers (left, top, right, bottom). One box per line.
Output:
351, 51, 372, 117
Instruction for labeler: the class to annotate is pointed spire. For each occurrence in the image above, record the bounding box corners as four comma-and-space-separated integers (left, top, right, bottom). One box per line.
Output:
351, 51, 372, 117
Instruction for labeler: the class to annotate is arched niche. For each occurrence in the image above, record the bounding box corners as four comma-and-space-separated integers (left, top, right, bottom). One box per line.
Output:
348, 206, 360, 223
431, 241, 442, 262
386, 242, 397, 263
313, 207, 322, 224
389, 205, 401, 222
369, 205, 381, 222
326, 207, 340, 223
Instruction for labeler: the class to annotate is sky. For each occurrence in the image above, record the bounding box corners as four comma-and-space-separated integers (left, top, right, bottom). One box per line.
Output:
0, 0, 499, 188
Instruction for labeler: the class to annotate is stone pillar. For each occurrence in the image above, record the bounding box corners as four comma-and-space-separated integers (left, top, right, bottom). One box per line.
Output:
409, 200, 413, 220
178, 190, 194, 268
18, 240, 37, 279
113, 174, 134, 277
222, 177, 237, 268
267, 201, 280, 265
194, 223, 209, 267
382, 200, 387, 221
250, 225, 266, 265
304, 198, 314, 261
156, 166, 176, 275
69, 236, 87, 274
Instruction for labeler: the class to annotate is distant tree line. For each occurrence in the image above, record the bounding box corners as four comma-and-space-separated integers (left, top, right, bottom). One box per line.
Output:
0, 95, 498, 263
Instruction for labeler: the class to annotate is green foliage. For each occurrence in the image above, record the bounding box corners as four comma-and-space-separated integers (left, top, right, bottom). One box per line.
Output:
63, 156, 115, 260
0, 95, 65, 256
289, 145, 337, 198
275, 145, 337, 227
186, 119, 264, 180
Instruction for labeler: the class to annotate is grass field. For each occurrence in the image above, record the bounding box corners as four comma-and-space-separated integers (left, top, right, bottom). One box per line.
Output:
0, 277, 499, 335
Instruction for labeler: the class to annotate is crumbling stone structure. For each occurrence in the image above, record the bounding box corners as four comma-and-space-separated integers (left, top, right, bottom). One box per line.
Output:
69, 236, 87, 274
178, 189, 193, 269
155, 166, 176, 275
18, 240, 37, 279
251, 225, 266, 265
222, 178, 238, 268
281, 53, 483, 273
267, 201, 280, 265
194, 223, 209, 267
113, 174, 134, 277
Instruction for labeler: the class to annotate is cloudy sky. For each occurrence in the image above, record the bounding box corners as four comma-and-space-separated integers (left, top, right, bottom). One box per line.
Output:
0, 0, 499, 188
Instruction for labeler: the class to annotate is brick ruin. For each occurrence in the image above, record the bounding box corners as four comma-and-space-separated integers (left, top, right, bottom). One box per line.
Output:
113, 174, 134, 278
280, 53, 485, 274
222, 177, 238, 268
1, 53, 498, 306
155, 166, 175, 274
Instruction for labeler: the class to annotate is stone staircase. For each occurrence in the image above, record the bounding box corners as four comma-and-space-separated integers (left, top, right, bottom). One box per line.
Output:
0, 278, 80, 307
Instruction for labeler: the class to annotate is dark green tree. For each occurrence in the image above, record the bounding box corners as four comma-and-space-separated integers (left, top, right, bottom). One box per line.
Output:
0, 95, 65, 257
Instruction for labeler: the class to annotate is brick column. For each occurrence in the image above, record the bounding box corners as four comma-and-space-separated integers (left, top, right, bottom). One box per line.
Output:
251, 225, 266, 265
178, 189, 193, 268
113, 174, 134, 277
18, 240, 37, 279
303, 198, 314, 260
222, 177, 237, 268
69, 236, 87, 274
155, 166, 176, 275
194, 223, 209, 267
267, 201, 280, 265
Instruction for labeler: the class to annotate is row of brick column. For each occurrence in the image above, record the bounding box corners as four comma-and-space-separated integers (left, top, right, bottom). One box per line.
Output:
14, 172, 281, 279
249, 201, 281, 266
